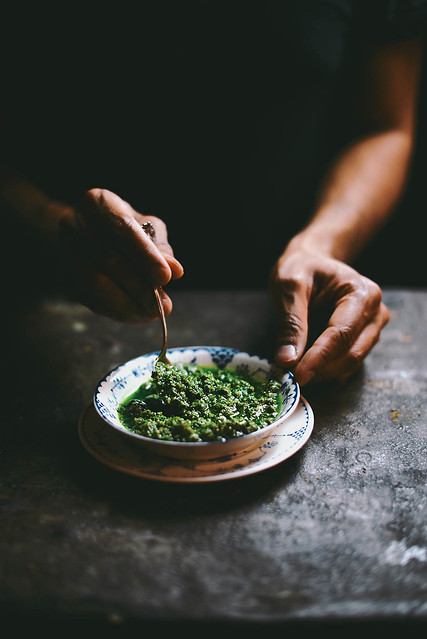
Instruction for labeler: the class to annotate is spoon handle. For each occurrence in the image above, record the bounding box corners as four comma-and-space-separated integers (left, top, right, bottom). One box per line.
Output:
141, 222, 172, 365
153, 287, 171, 364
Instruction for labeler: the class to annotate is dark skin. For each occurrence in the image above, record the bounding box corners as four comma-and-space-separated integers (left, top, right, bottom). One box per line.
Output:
58, 189, 184, 323
270, 38, 421, 384
0, 38, 422, 385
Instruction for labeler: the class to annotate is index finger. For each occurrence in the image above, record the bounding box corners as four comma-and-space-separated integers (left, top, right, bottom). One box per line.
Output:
139, 218, 184, 281
293, 294, 368, 385
81, 188, 173, 287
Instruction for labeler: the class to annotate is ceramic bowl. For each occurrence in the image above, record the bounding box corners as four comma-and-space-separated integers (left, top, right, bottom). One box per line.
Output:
93, 346, 300, 460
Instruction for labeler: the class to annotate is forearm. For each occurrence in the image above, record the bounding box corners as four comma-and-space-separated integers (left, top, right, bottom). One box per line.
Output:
0, 164, 71, 241
288, 127, 413, 262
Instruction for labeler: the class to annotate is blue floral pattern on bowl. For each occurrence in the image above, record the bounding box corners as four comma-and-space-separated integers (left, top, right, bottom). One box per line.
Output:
93, 346, 300, 461
79, 397, 314, 483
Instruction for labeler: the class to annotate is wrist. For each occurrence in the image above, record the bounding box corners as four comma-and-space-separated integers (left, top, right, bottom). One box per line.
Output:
284, 211, 361, 263
284, 229, 336, 260
0, 172, 71, 242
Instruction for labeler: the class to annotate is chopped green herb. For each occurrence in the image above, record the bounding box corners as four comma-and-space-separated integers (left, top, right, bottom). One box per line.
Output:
118, 362, 282, 442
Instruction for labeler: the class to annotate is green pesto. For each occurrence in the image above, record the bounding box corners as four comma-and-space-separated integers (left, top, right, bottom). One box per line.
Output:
117, 362, 282, 443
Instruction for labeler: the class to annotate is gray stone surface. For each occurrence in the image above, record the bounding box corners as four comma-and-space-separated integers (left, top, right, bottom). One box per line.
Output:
1, 288, 426, 633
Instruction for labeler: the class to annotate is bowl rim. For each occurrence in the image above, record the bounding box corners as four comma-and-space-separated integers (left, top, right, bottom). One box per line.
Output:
93, 345, 300, 449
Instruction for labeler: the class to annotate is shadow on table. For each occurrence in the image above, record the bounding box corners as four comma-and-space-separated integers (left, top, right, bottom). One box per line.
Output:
1, 609, 426, 638
68, 429, 307, 519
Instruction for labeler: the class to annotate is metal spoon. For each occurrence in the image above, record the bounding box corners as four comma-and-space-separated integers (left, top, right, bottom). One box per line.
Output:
141, 221, 172, 366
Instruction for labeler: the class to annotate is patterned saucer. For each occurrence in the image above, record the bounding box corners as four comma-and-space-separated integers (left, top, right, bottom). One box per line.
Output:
93, 346, 300, 460
78, 397, 314, 484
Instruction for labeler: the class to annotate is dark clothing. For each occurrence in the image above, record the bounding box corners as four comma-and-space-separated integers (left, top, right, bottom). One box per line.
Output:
1, 1, 427, 291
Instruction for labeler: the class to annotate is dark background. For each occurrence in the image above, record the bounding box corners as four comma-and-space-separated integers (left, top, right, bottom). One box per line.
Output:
352, 57, 427, 290
1, 1, 426, 300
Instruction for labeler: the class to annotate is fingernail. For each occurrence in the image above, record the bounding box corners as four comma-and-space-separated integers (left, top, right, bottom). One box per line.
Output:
277, 344, 297, 362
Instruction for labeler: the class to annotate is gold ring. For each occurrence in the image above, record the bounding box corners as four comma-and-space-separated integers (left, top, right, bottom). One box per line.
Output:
141, 221, 156, 242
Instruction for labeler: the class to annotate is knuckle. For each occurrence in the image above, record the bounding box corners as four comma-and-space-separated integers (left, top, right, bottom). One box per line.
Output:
272, 274, 307, 308
360, 277, 382, 307
346, 347, 365, 370
83, 187, 103, 207
278, 272, 306, 293
116, 215, 136, 233
329, 324, 355, 349
83, 189, 137, 233
277, 311, 305, 338
104, 210, 136, 235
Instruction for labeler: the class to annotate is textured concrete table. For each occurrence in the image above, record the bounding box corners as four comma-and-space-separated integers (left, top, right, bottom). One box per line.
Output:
1, 288, 426, 634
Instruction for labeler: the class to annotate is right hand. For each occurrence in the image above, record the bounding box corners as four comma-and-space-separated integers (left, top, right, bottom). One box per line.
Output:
269, 246, 389, 385
58, 188, 184, 322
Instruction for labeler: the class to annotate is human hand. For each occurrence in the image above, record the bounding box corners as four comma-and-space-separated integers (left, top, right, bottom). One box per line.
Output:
269, 247, 389, 386
58, 188, 184, 322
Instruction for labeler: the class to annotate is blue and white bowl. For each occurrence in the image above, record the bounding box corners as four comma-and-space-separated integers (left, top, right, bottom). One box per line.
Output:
94, 346, 300, 460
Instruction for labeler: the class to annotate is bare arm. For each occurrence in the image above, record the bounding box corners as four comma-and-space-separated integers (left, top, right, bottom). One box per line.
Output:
270, 37, 422, 385
0, 166, 184, 321
301, 38, 420, 261
0, 164, 70, 240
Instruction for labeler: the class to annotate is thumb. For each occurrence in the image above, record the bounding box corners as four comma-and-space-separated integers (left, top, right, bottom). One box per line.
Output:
273, 292, 309, 370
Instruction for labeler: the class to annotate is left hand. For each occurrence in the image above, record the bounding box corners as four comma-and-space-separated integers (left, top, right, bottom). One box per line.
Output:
58, 188, 184, 322
269, 247, 390, 385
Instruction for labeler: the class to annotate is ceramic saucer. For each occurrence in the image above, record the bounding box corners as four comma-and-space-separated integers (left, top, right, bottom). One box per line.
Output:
78, 397, 314, 484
